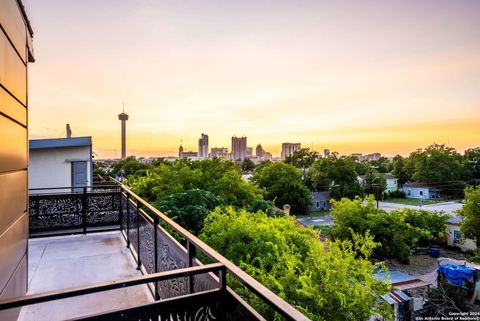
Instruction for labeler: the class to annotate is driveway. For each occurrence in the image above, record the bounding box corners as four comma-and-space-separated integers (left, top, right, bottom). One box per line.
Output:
297, 215, 333, 226
379, 201, 462, 215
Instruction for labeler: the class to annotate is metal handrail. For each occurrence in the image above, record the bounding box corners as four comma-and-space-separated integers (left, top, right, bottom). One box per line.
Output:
116, 180, 310, 321
0, 263, 225, 311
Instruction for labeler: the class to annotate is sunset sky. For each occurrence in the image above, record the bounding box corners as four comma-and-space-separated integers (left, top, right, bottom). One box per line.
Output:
24, 0, 480, 158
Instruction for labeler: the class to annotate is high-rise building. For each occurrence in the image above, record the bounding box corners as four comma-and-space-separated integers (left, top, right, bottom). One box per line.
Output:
118, 110, 129, 159
281, 143, 301, 159
178, 144, 184, 158
246, 147, 253, 158
0, 1, 34, 318
256, 144, 265, 158
323, 149, 330, 158
198, 133, 209, 159
210, 147, 228, 158
231, 136, 247, 161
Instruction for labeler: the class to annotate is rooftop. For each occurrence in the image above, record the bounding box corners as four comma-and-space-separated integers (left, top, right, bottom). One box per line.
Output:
29, 137, 92, 150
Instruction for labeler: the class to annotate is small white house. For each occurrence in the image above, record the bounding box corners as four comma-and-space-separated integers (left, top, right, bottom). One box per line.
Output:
402, 183, 442, 200
446, 216, 477, 252
357, 173, 398, 194
29, 137, 93, 190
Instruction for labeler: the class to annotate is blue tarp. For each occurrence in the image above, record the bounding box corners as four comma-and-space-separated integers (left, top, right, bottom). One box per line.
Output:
438, 264, 475, 286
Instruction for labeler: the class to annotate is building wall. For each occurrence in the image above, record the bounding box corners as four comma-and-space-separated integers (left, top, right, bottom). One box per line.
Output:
281, 143, 301, 159
403, 187, 431, 199
446, 224, 477, 252
0, 0, 33, 318
385, 178, 398, 194
29, 146, 93, 189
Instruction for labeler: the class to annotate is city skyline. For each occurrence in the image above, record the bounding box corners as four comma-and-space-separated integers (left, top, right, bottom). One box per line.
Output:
24, 0, 480, 158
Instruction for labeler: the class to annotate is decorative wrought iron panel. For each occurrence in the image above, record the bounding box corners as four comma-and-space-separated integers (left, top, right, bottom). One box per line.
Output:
138, 213, 155, 274
155, 225, 189, 299
86, 192, 120, 227
29, 192, 121, 234
128, 199, 139, 258
29, 194, 83, 232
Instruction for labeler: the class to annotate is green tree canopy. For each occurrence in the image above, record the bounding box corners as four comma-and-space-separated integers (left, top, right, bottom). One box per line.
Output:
156, 189, 223, 234
241, 158, 256, 172
252, 162, 311, 214
309, 155, 363, 199
200, 207, 391, 321
129, 158, 263, 208
458, 186, 480, 255
363, 167, 387, 197
331, 196, 448, 263
111, 156, 152, 178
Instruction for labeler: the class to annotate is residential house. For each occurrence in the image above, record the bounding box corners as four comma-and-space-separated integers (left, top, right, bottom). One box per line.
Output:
358, 173, 399, 194
402, 182, 442, 200
446, 216, 477, 251
29, 137, 93, 190
310, 191, 331, 211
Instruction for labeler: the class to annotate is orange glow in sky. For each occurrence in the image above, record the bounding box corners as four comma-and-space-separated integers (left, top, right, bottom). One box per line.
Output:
24, 0, 480, 158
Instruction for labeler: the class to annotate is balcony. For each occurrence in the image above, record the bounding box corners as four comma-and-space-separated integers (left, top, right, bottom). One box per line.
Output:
0, 181, 310, 321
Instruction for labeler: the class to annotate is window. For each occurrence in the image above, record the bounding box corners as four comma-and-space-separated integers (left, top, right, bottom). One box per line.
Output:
454, 230, 461, 243
316, 201, 320, 208
419, 191, 423, 196
407, 190, 411, 196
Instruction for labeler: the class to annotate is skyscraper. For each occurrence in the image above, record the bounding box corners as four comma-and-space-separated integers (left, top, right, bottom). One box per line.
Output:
281, 143, 301, 159
231, 136, 247, 161
256, 144, 265, 158
118, 110, 129, 159
198, 133, 209, 159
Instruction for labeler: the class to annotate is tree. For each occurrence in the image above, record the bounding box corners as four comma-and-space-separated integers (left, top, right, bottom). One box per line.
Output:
309, 155, 363, 199
111, 156, 151, 178
463, 147, 480, 184
128, 159, 263, 208
390, 155, 410, 185
330, 196, 448, 263
458, 186, 480, 255
156, 189, 223, 234
285, 148, 319, 179
363, 167, 387, 197
253, 162, 311, 214
200, 207, 392, 321
409, 144, 464, 184
241, 158, 256, 172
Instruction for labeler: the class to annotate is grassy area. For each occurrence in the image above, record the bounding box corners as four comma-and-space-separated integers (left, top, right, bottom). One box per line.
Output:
383, 198, 440, 206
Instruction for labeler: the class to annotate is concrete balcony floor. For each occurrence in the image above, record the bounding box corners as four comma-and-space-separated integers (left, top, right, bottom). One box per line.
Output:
18, 231, 152, 321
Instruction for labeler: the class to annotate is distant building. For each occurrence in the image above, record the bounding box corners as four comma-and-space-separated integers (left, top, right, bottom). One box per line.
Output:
256, 144, 265, 158
210, 147, 230, 160
118, 111, 129, 159
198, 133, 209, 159
264, 152, 273, 161
323, 149, 330, 158
310, 192, 331, 212
246, 147, 253, 158
446, 216, 477, 251
281, 143, 301, 159
178, 144, 184, 158
402, 183, 442, 200
358, 174, 399, 194
29, 137, 93, 190
351, 153, 363, 160
231, 136, 247, 161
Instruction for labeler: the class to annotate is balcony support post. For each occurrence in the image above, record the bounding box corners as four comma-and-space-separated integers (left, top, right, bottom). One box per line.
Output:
118, 189, 123, 231
82, 186, 87, 234
136, 199, 142, 270
153, 215, 159, 300
187, 240, 196, 294
126, 192, 130, 248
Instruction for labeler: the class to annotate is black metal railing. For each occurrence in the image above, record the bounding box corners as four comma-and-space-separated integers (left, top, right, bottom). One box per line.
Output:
1, 181, 311, 321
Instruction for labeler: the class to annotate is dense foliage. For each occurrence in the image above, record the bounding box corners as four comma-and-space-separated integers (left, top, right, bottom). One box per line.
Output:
128, 158, 263, 208
308, 155, 363, 199
331, 196, 449, 263
200, 207, 391, 321
458, 186, 480, 255
156, 189, 223, 234
111, 156, 152, 178
252, 162, 311, 214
